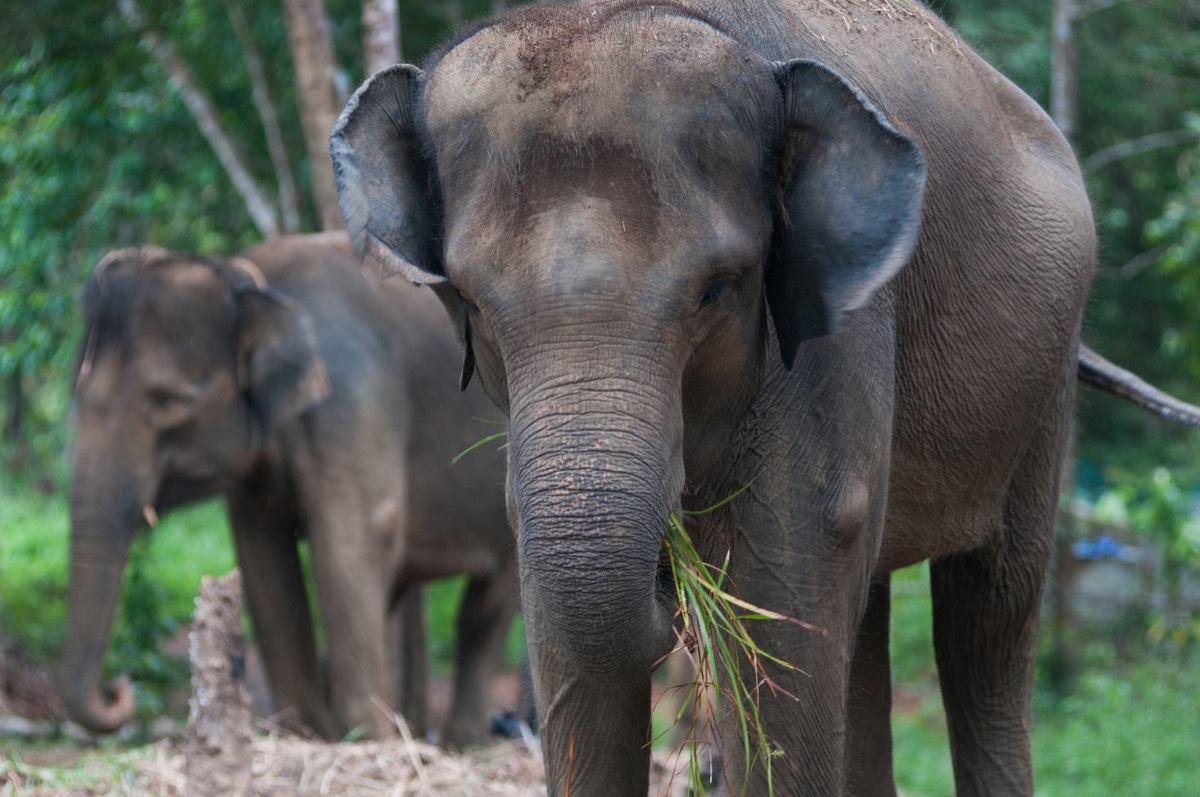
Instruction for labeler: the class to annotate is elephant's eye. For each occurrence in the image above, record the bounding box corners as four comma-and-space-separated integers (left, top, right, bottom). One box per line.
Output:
143, 388, 194, 429
147, 390, 175, 410
699, 277, 733, 308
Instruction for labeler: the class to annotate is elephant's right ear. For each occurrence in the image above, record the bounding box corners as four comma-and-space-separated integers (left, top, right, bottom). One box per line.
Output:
330, 64, 446, 286
236, 289, 330, 436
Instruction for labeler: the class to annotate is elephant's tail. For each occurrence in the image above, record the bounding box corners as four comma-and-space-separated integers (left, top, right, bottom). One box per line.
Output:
1078, 344, 1200, 427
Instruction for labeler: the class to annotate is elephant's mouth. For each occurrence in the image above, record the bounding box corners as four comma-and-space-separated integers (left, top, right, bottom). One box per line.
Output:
156, 475, 224, 512
651, 556, 683, 672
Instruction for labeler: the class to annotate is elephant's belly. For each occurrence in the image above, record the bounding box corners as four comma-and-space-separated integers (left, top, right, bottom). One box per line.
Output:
876, 492, 1005, 573
399, 544, 505, 583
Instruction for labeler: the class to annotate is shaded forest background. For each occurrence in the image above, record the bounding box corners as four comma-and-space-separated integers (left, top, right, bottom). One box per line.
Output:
0, 0, 1198, 677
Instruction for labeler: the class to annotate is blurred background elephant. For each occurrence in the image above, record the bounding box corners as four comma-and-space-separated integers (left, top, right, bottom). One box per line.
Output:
62, 232, 516, 747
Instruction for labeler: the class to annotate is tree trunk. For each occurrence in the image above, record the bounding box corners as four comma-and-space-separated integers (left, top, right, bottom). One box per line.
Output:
4, 367, 21, 444
362, 0, 400, 75
283, 0, 345, 231
1051, 0, 1078, 142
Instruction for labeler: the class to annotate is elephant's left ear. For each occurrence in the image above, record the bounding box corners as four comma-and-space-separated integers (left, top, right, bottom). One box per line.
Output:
767, 59, 927, 368
236, 288, 330, 435
330, 64, 446, 286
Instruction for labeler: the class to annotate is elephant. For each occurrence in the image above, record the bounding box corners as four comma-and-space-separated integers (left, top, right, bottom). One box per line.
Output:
330, 1, 1199, 794
63, 232, 517, 747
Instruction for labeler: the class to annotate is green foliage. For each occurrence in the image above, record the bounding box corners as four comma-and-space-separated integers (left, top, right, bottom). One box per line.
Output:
894, 659, 1200, 797
426, 576, 527, 676
1095, 468, 1200, 569
890, 563, 936, 685
1146, 116, 1200, 386
1, 486, 72, 659
1, 743, 156, 793
108, 536, 189, 719
1091, 468, 1200, 649
1, 488, 234, 711
1032, 660, 1200, 797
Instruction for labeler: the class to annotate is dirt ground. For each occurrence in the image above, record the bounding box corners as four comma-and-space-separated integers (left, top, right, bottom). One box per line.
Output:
0, 647, 703, 797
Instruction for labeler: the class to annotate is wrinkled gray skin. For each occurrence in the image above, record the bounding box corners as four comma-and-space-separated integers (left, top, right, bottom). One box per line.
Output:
331, 2, 1096, 794
64, 233, 515, 747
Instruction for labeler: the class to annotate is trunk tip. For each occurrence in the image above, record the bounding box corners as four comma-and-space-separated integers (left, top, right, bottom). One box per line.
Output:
62, 673, 137, 734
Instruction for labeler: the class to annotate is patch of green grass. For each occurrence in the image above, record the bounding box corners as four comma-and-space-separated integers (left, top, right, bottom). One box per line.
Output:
1032, 659, 1200, 797
889, 562, 955, 797
0, 742, 161, 792
2, 488, 234, 719
893, 657, 1200, 797
893, 686, 954, 797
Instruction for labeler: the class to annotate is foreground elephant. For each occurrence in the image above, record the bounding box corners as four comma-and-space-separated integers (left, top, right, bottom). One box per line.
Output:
64, 233, 516, 746
331, 2, 1198, 794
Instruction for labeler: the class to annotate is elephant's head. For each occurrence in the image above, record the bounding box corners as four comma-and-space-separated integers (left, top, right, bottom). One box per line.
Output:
331, 4, 924, 682
62, 247, 328, 732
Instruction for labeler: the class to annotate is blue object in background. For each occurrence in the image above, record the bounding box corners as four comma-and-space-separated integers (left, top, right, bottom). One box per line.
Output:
1072, 536, 1139, 562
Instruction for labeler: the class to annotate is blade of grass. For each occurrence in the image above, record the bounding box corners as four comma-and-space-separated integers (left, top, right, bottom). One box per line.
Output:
450, 430, 508, 465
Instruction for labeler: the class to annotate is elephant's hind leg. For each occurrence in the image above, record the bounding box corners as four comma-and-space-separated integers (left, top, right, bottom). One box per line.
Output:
845, 575, 896, 797
930, 390, 1071, 797
441, 549, 520, 749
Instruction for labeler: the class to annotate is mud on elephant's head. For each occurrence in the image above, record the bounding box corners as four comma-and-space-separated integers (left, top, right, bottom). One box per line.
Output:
331, 4, 924, 681
62, 247, 328, 733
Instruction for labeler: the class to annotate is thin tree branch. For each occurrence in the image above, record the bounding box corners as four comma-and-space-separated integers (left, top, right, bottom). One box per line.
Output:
117, 0, 279, 238
1120, 243, 1171, 281
1075, 0, 1131, 20
223, 0, 300, 233
1084, 130, 1200, 173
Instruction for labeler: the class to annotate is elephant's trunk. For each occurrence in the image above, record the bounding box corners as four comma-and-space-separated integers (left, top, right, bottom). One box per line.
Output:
60, 461, 142, 733
507, 360, 682, 681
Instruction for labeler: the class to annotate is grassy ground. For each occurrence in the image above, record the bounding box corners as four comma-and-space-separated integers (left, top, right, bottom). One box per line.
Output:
4, 488, 1198, 796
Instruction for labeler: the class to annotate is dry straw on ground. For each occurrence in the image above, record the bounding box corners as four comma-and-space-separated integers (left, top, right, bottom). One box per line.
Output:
4, 733, 703, 796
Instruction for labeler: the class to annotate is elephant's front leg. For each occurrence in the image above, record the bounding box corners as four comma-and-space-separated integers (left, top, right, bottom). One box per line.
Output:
718, 600, 855, 795
845, 575, 896, 797
307, 499, 394, 740
227, 481, 334, 739
525, 599, 654, 796
720, 444, 893, 792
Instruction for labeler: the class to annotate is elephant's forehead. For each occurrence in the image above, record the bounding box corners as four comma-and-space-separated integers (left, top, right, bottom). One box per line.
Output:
425, 8, 767, 155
